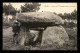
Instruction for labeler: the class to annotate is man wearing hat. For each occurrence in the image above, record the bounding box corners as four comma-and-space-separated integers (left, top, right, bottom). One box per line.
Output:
12, 20, 21, 44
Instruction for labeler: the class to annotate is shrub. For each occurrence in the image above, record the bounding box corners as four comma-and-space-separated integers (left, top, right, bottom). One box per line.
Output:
3, 22, 9, 26
3, 22, 11, 29
62, 22, 77, 28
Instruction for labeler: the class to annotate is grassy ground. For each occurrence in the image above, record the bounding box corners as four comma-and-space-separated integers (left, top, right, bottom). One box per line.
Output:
3, 26, 77, 50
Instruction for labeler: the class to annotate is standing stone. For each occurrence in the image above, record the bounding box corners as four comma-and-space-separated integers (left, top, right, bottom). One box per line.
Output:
18, 26, 32, 46
41, 25, 69, 46
18, 26, 26, 45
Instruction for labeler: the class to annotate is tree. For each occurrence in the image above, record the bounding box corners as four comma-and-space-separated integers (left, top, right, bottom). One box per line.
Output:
58, 9, 77, 20
21, 3, 41, 12
67, 13, 71, 19
58, 13, 64, 19
3, 3, 17, 15
3, 4, 9, 15
53, 12, 57, 15
71, 9, 77, 20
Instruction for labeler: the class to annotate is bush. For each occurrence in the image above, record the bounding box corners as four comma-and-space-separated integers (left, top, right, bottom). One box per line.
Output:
3, 22, 11, 29
3, 22, 9, 26
62, 22, 77, 28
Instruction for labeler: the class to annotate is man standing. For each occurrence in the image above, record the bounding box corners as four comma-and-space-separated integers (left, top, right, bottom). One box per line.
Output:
12, 20, 20, 44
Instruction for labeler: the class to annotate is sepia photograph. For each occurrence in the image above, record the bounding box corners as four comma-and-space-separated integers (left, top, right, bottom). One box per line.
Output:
3, 2, 77, 50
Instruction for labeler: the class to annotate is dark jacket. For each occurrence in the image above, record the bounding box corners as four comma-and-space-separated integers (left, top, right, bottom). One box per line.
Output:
12, 22, 20, 33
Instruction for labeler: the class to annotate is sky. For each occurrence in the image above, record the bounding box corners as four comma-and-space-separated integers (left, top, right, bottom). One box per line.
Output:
3, 2, 77, 14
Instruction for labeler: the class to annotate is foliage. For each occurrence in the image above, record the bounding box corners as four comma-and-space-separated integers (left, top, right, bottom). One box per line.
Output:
62, 22, 77, 28
21, 3, 41, 12
57, 9, 77, 20
71, 10, 77, 19
3, 3, 17, 15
